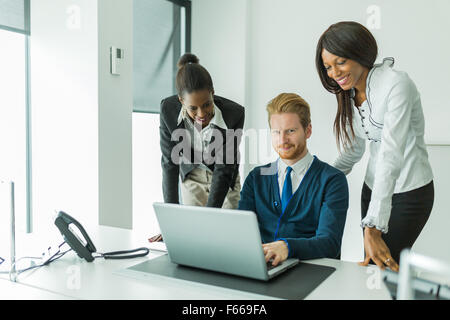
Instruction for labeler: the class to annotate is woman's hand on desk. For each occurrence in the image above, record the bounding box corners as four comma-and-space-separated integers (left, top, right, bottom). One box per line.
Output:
148, 234, 163, 242
262, 241, 289, 267
359, 227, 399, 272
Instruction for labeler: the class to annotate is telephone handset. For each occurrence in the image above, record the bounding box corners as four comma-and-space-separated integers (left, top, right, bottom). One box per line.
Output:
54, 211, 97, 262
54, 211, 149, 262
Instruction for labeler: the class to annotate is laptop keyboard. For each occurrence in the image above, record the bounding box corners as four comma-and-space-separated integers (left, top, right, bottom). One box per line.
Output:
267, 260, 278, 271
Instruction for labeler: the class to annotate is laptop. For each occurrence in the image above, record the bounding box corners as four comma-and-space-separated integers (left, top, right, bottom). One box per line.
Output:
153, 202, 299, 281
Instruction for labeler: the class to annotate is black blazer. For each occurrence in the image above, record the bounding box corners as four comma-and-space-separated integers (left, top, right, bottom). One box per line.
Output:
160, 94, 245, 207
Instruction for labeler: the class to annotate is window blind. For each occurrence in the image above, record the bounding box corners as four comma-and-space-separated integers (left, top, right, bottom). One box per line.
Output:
0, 0, 30, 35
133, 0, 190, 113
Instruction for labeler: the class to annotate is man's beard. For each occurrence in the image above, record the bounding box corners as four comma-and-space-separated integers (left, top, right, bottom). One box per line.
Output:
277, 143, 305, 160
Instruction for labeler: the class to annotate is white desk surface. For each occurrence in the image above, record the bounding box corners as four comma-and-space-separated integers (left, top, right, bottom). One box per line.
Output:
0, 225, 392, 300
0, 278, 70, 300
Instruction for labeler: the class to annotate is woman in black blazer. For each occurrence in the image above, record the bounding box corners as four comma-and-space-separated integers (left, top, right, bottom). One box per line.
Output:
149, 53, 245, 242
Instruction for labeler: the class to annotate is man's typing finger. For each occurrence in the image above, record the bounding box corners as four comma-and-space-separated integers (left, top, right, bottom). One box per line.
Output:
265, 250, 275, 262
272, 254, 282, 267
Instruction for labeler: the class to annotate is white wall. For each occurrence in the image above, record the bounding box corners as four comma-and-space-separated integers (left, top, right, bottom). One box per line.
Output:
191, 0, 247, 106
30, 0, 133, 232
192, 0, 450, 262
412, 145, 450, 264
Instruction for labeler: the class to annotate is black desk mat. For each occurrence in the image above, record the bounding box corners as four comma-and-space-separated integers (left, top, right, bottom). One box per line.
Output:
127, 254, 336, 300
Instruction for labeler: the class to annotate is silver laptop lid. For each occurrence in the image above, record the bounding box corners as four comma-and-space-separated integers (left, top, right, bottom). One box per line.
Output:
153, 202, 269, 280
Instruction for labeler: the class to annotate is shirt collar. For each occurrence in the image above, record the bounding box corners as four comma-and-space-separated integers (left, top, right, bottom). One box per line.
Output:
278, 151, 313, 176
176, 103, 227, 130
209, 104, 227, 129
349, 57, 395, 101
176, 106, 185, 126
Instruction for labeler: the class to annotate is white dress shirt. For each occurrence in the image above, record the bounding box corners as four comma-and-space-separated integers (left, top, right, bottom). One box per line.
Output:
278, 151, 314, 198
333, 57, 433, 233
177, 103, 228, 172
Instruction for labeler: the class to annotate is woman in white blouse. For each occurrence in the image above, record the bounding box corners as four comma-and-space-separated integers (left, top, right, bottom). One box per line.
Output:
315, 21, 434, 271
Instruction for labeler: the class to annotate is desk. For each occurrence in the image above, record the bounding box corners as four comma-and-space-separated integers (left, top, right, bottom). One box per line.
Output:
0, 278, 70, 300
0, 226, 391, 300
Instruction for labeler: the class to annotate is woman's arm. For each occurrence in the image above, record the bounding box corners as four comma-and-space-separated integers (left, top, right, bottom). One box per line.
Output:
333, 133, 366, 175
207, 108, 245, 207
160, 100, 180, 204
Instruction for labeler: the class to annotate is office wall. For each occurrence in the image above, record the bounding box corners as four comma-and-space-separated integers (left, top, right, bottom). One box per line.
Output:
192, 0, 450, 262
191, 0, 247, 107
412, 146, 450, 264
30, 0, 133, 232
98, 0, 133, 229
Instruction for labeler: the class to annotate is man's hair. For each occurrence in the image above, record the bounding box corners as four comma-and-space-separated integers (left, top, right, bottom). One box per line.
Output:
266, 93, 311, 129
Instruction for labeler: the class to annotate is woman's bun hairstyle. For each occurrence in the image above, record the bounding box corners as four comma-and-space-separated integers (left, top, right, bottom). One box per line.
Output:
176, 53, 214, 96
177, 53, 200, 69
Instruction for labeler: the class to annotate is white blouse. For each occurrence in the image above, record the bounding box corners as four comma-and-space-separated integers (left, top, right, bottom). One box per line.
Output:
177, 104, 228, 172
333, 57, 434, 233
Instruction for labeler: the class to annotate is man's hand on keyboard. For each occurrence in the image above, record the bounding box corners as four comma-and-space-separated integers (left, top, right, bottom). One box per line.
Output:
262, 241, 288, 267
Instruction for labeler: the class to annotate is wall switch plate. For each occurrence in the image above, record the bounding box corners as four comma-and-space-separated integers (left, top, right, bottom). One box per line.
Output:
110, 46, 123, 75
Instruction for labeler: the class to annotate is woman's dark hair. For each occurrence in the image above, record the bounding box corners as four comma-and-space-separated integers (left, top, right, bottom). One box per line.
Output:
176, 53, 214, 97
315, 21, 378, 150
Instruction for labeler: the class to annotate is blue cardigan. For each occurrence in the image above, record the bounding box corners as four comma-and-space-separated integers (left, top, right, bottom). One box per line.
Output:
238, 156, 349, 260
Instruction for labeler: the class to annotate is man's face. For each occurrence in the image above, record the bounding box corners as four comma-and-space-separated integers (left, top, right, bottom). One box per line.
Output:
270, 112, 311, 162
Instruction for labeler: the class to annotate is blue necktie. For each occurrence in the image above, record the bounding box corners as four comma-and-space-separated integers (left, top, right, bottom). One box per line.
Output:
281, 166, 293, 213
